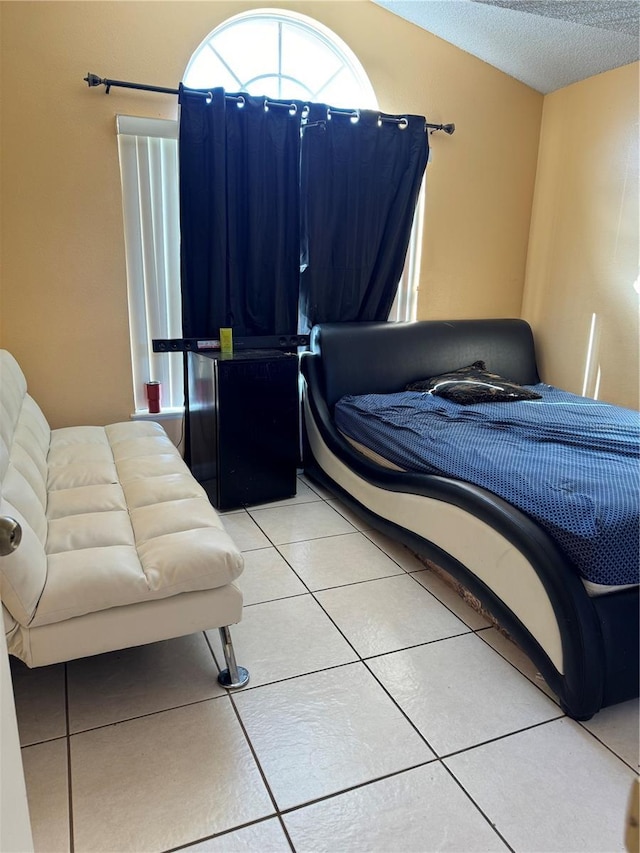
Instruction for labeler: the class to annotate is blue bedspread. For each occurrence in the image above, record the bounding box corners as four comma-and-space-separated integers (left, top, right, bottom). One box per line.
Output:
334, 385, 640, 587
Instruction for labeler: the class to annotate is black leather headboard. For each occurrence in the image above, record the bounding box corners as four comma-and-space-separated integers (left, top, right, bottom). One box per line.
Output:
307, 319, 540, 408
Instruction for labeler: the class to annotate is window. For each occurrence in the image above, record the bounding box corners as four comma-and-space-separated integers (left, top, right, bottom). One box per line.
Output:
118, 10, 422, 412
117, 116, 182, 413
184, 9, 378, 108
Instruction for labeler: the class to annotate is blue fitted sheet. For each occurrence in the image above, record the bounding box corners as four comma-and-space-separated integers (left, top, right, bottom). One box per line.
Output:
334, 385, 640, 587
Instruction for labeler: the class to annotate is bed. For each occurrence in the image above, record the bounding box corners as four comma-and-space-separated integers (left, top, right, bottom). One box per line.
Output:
300, 318, 639, 720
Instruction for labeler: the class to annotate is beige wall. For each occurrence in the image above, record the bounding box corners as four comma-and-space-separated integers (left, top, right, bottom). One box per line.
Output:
0, 0, 542, 428
522, 62, 639, 409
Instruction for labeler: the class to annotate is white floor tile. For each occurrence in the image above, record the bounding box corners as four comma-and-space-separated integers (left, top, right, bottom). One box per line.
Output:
233, 663, 435, 810
580, 697, 640, 770
297, 472, 334, 500
247, 478, 322, 509
207, 595, 357, 688
21, 738, 69, 853
362, 528, 427, 571
221, 510, 272, 550
11, 659, 66, 746
284, 763, 508, 852
13, 491, 636, 853
278, 531, 405, 590
325, 497, 373, 530
412, 567, 492, 630
315, 574, 469, 657
236, 546, 308, 605
181, 818, 291, 852
249, 502, 355, 544
368, 632, 561, 755
478, 626, 559, 703
445, 717, 637, 853
70, 698, 273, 852
67, 633, 224, 732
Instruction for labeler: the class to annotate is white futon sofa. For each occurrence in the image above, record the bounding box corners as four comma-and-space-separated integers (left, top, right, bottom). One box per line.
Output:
0, 350, 248, 687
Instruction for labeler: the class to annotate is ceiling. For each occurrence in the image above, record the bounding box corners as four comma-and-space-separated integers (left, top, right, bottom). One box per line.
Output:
372, 0, 640, 93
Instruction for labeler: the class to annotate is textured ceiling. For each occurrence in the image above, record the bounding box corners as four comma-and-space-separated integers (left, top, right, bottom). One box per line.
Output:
372, 0, 640, 93
474, 0, 640, 36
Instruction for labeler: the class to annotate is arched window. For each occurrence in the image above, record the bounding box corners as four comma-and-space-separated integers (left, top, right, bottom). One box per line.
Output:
183, 9, 378, 109
119, 10, 422, 416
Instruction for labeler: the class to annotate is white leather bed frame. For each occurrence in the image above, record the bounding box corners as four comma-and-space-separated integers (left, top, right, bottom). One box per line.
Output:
300, 319, 639, 720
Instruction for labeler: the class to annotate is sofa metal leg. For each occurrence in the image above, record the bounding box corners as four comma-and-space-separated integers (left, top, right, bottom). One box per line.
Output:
217, 625, 250, 689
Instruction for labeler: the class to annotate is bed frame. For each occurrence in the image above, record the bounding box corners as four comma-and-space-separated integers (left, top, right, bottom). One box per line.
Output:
300, 318, 639, 720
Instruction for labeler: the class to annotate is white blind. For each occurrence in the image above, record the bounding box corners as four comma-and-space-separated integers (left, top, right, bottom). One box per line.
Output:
116, 116, 183, 411
388, 178, 426, 323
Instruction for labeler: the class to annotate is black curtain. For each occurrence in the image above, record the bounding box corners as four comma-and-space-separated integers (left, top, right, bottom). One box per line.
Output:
299, 105, 428, 331
179, 87, 303, 338
179, 87, 428, 338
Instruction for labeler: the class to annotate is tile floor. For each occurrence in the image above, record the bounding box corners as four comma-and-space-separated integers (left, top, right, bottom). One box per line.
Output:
11, 474, 639, 853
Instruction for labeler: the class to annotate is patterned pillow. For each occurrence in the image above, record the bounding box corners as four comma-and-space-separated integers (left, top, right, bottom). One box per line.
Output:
406, 360, 542, 404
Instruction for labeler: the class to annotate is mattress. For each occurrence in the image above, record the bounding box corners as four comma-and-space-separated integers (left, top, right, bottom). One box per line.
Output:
335, 384, 640, 591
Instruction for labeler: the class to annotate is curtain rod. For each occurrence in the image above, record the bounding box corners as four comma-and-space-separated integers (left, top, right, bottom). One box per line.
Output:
84, 73, 456, 135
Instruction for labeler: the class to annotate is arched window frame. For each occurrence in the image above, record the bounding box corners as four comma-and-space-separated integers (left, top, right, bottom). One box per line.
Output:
184, 8, 379, 109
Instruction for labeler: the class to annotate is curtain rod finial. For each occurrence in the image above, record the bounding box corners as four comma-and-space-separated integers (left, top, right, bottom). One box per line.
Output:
425, 121, 456, 136
84, 73, 103, 88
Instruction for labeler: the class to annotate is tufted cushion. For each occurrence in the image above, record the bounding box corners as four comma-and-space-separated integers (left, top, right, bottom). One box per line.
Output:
30, 420, 242, 628
0, 352, 50, 624
1, 350, 243, 632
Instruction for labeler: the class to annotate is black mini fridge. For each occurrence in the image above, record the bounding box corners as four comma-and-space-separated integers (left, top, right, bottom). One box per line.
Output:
187, 350, 299, 511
